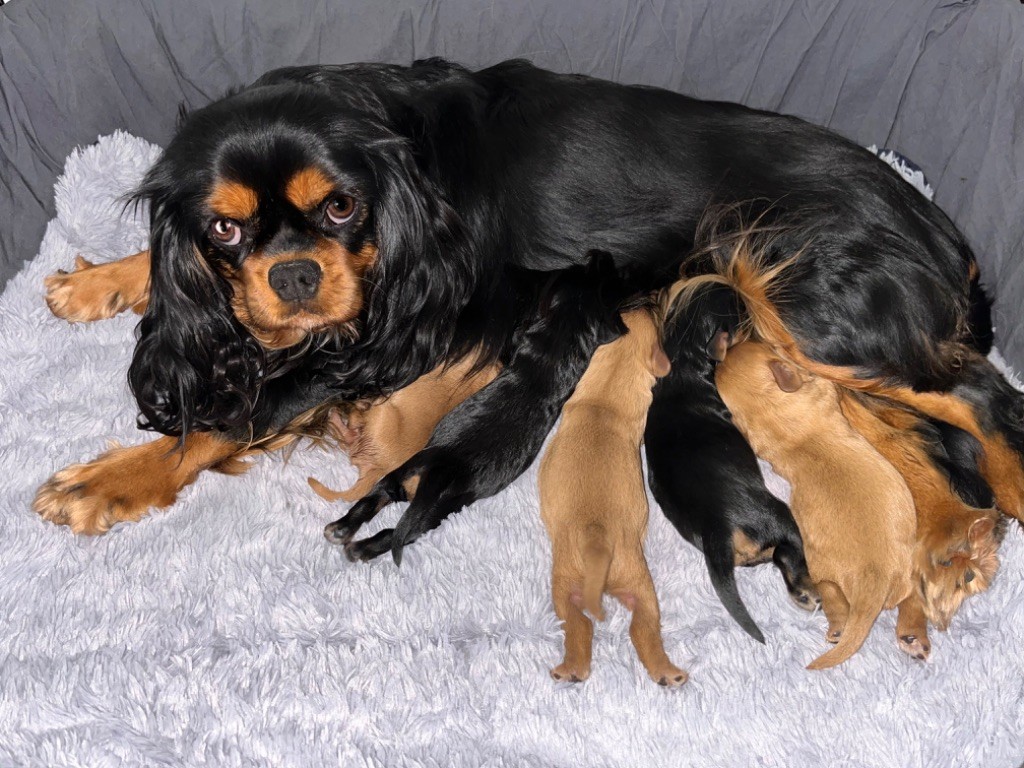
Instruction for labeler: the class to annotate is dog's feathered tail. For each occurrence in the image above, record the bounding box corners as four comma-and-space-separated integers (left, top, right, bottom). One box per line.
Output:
806, 580, 888, 670
580, 523, 612, 621
702, 522, 766, 643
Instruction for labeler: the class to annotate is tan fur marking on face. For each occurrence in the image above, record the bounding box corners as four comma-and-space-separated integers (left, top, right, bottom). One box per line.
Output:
286, 167, 336, 211
208, 181, 259, 221
229, 239, 376, 349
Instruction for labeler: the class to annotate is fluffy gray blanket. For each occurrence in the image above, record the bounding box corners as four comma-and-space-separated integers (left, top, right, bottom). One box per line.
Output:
1, 133, 1021, 768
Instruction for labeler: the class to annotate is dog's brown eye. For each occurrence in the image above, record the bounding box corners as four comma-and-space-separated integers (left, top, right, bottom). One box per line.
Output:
210, 218, 242, 246
939, 558, 953, 567
325, 196, 356, 225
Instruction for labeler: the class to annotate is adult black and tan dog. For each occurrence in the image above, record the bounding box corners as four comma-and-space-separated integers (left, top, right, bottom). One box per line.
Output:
36, 58, 1023, 552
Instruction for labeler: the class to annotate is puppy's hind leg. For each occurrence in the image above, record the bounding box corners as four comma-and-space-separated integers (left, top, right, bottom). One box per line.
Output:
772, 534, 819, 612
551, 571, 594, 683
896, 594, 931, 661
817, 581, 849, 644
615, 555, 688, 688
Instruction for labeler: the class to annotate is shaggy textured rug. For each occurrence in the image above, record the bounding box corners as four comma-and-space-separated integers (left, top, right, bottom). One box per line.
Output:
1, 133, 1022, 768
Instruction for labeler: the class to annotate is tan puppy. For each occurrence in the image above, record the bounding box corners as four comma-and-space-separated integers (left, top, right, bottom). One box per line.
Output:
309, 356, 499, 502
839, 393, 1002, 660
715, 341, 915, 669
538, 309, 686, 686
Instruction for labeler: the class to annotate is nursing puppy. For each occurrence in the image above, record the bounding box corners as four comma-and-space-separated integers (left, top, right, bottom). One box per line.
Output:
645, 281, 815, 644
716, 342, 915, 669
325, 254, 628, 563
538, 309, 686, 686
839, 393, 1002, 660
309, 357, 499, 503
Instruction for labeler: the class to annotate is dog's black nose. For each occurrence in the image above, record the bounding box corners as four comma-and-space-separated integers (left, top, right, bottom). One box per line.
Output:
268, 259, 322, 302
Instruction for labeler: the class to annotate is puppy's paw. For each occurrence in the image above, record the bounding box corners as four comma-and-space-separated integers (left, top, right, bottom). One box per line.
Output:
897, 634, 931, 662
788, 584, 821, 612
44, 256, 145, 322
551, 662, 590, 683
651, 663, 689, 688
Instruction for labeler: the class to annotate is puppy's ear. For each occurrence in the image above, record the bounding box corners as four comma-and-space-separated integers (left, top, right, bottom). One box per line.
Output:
967, 516, 995, 548
650, 344, 672, 377
707, 330, 731, 362
128, 195, 264, 435
768, 359, 804, 392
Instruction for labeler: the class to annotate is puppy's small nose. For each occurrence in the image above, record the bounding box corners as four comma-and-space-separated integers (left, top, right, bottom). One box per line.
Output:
268, 259, 321, 302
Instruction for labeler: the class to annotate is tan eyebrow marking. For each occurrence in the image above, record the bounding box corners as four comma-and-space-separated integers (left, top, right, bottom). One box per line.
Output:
285, 167, 335, 211
208, 181, 259, 221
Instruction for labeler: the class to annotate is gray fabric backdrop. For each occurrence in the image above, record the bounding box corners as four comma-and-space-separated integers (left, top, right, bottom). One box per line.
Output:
1, 0, 1021, 365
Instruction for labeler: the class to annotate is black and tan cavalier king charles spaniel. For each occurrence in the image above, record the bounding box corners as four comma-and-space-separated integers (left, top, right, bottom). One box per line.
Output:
37, 58, 1024, 557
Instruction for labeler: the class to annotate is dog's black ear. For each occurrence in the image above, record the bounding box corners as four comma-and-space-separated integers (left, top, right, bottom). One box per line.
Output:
340, 138, 477, 395
128, 196, 264, 436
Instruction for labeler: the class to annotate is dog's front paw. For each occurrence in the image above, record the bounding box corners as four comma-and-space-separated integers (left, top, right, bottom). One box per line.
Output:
33, 447, 174, 534
342, 529, 395, 562
44, 253, 148, 322
323, 488, 395, 546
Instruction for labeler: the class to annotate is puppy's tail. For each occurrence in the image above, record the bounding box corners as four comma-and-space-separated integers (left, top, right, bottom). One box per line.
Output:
308, 476, 370, 503
806, 581, 886, 670
581, 523, 612, 622
702, 523, 765, 643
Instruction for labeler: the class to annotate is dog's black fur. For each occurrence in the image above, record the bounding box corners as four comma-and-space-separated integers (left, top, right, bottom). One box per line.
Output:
122, 58, 1017, 557
645, 284, 814, 642
924, 420, 995, 511
323, 254, 628, 563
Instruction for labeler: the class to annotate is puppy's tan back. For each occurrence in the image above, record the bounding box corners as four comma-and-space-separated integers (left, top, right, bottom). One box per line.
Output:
541, 308, 666, 540
539, 309, 685, 685
311, 355, 498, 501
716, 342, 914, 668
840, 393, 1000, 630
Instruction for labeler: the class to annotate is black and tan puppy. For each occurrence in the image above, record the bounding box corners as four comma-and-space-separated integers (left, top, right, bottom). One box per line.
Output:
324, 254, 628, 563
644, 282, 814, 643
717, 342, 915, 669
538, 309, 685, 686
